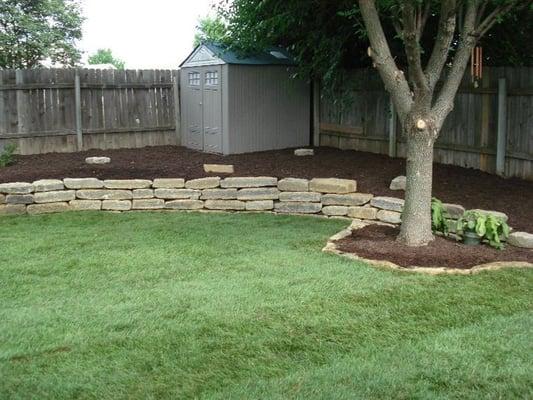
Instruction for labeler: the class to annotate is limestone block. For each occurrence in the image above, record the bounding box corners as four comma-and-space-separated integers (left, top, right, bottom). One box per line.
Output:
370, 196, 404, 212
322, 205, 349, 216
309, 178, 357, 194
389, 176, 406, 191
132, 199, 165, 210
69, 200, 102, 211
200, 189, 238, 200
76, 189, 132, 200
443, 203, 465, 219
6, 194, 34, 205
64, 178, 104, 189
132, 189, 154, 199
237, 188, 280, 200
274, 202, 322, 214
85, 156, 110, 164
377, 210, 402, 224
165, 200, 204, 210
204, 200, 246, 210
277, 178, 309, 192
245, 200, 274, 211
101, 200, 131, 211
203, 164, 234, 174
34, 190, 75, 203
220, 177, 277, 188
152, 178, 185, 188
185, 177, 220, 189
0, 182, 33, 194
508, 232, 533, 249
322, 193, 373, 206
279, 191, 321, 202
154, 188, 200, 200
27, 202, 70, 214
347, 206, 378, 220
103, 179, 152, 189
33, 179, 64, 192
0, 204, 26, 215
294, 148, 314, 156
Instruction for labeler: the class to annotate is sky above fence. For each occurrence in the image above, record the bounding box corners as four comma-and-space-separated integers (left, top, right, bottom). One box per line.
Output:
79, 0, 216, 69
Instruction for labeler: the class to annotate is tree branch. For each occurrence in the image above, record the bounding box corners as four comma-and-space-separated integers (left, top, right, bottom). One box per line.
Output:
402, 2, 429, 95
475, 1, 526, 38
358, 0, 413, 121
418, 2, 432, 39
424, 0, 457, 91
432, 1, 478, 126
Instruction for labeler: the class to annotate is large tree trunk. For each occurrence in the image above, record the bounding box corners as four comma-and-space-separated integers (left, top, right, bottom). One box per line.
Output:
397, 126, 435, 246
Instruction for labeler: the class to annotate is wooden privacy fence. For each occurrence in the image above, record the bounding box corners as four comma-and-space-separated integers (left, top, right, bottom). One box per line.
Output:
0, 68, 180, 154
318, 67, 533, 180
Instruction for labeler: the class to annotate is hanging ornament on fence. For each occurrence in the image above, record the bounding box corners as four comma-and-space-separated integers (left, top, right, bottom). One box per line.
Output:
471, 46, 483, 87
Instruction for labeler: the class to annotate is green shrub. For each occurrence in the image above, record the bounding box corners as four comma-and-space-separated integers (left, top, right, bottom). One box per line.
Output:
0, 143, 17, 167
456, 210, 510, 250
431, 197, 449, 236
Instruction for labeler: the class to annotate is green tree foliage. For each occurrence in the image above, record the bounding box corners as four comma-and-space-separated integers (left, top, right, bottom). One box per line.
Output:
0, 0, 83, 69
193, 15, 229, 47
88, 48, 125, 70
219, 1, 533, 87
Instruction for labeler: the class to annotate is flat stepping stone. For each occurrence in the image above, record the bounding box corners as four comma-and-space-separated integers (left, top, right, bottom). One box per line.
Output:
86, 156, 110, 165
294, 148, 314, 156
203, 164, 234, 174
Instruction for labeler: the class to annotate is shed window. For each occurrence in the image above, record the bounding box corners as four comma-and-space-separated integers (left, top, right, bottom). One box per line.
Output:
188, 72, 200, 86
205, 71, 218, 85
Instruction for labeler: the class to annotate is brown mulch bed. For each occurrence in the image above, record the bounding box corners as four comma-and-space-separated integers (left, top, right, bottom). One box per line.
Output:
1, 145, 532, 231
335, 224, 532, 269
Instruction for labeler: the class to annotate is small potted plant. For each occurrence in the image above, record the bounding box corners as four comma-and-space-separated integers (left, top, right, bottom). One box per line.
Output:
456, 211, 483, 245
456, 210, 510, 249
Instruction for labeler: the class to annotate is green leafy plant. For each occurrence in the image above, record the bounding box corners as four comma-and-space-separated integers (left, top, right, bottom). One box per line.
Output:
456, 211, 510, 250
431, 197, 449, 236
0, 143, 16, 167
88, 48, 125, 70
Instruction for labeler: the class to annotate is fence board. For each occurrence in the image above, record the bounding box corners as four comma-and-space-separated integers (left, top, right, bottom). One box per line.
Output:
320, 67, 533, 180
0, 68, 179, 154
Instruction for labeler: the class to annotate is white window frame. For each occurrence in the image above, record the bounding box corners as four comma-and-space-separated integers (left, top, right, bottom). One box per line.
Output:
205, 70, 219, 86
188, 72, 200, 86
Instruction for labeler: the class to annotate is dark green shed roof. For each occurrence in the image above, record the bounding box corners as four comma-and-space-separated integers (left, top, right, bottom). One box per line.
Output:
180, 43, 296, 67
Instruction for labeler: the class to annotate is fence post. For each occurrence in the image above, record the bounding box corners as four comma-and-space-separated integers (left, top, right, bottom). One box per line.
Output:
496, 77, 507, 176
388, 96, 397, 157
313, 80, 320, 147
173, 71, 181, 145
15, 70, 27, 134
74, 69, 83, 150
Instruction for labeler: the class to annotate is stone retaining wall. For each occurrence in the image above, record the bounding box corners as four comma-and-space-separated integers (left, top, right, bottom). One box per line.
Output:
0, 177, 407, 222
2, 176, 530, 249
0, 176, 507, 228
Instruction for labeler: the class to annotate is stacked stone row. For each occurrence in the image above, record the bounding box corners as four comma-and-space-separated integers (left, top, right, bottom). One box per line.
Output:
0, 177, 405, 222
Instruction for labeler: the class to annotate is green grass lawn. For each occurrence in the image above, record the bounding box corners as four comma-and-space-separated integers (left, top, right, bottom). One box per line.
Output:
0, 211, 532, 399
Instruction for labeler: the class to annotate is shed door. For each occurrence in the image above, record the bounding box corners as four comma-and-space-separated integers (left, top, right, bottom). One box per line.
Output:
202, 67, 223, 153
183, 70, 203, 150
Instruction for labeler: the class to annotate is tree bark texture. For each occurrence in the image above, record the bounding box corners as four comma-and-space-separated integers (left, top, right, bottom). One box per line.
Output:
398, 127, 435, 246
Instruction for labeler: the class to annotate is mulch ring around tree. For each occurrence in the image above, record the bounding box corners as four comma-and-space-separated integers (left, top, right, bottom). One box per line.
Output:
327, 223, 533, 274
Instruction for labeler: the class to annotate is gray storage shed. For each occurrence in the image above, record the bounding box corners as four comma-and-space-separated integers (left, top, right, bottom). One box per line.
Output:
179, 43, 310, 154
